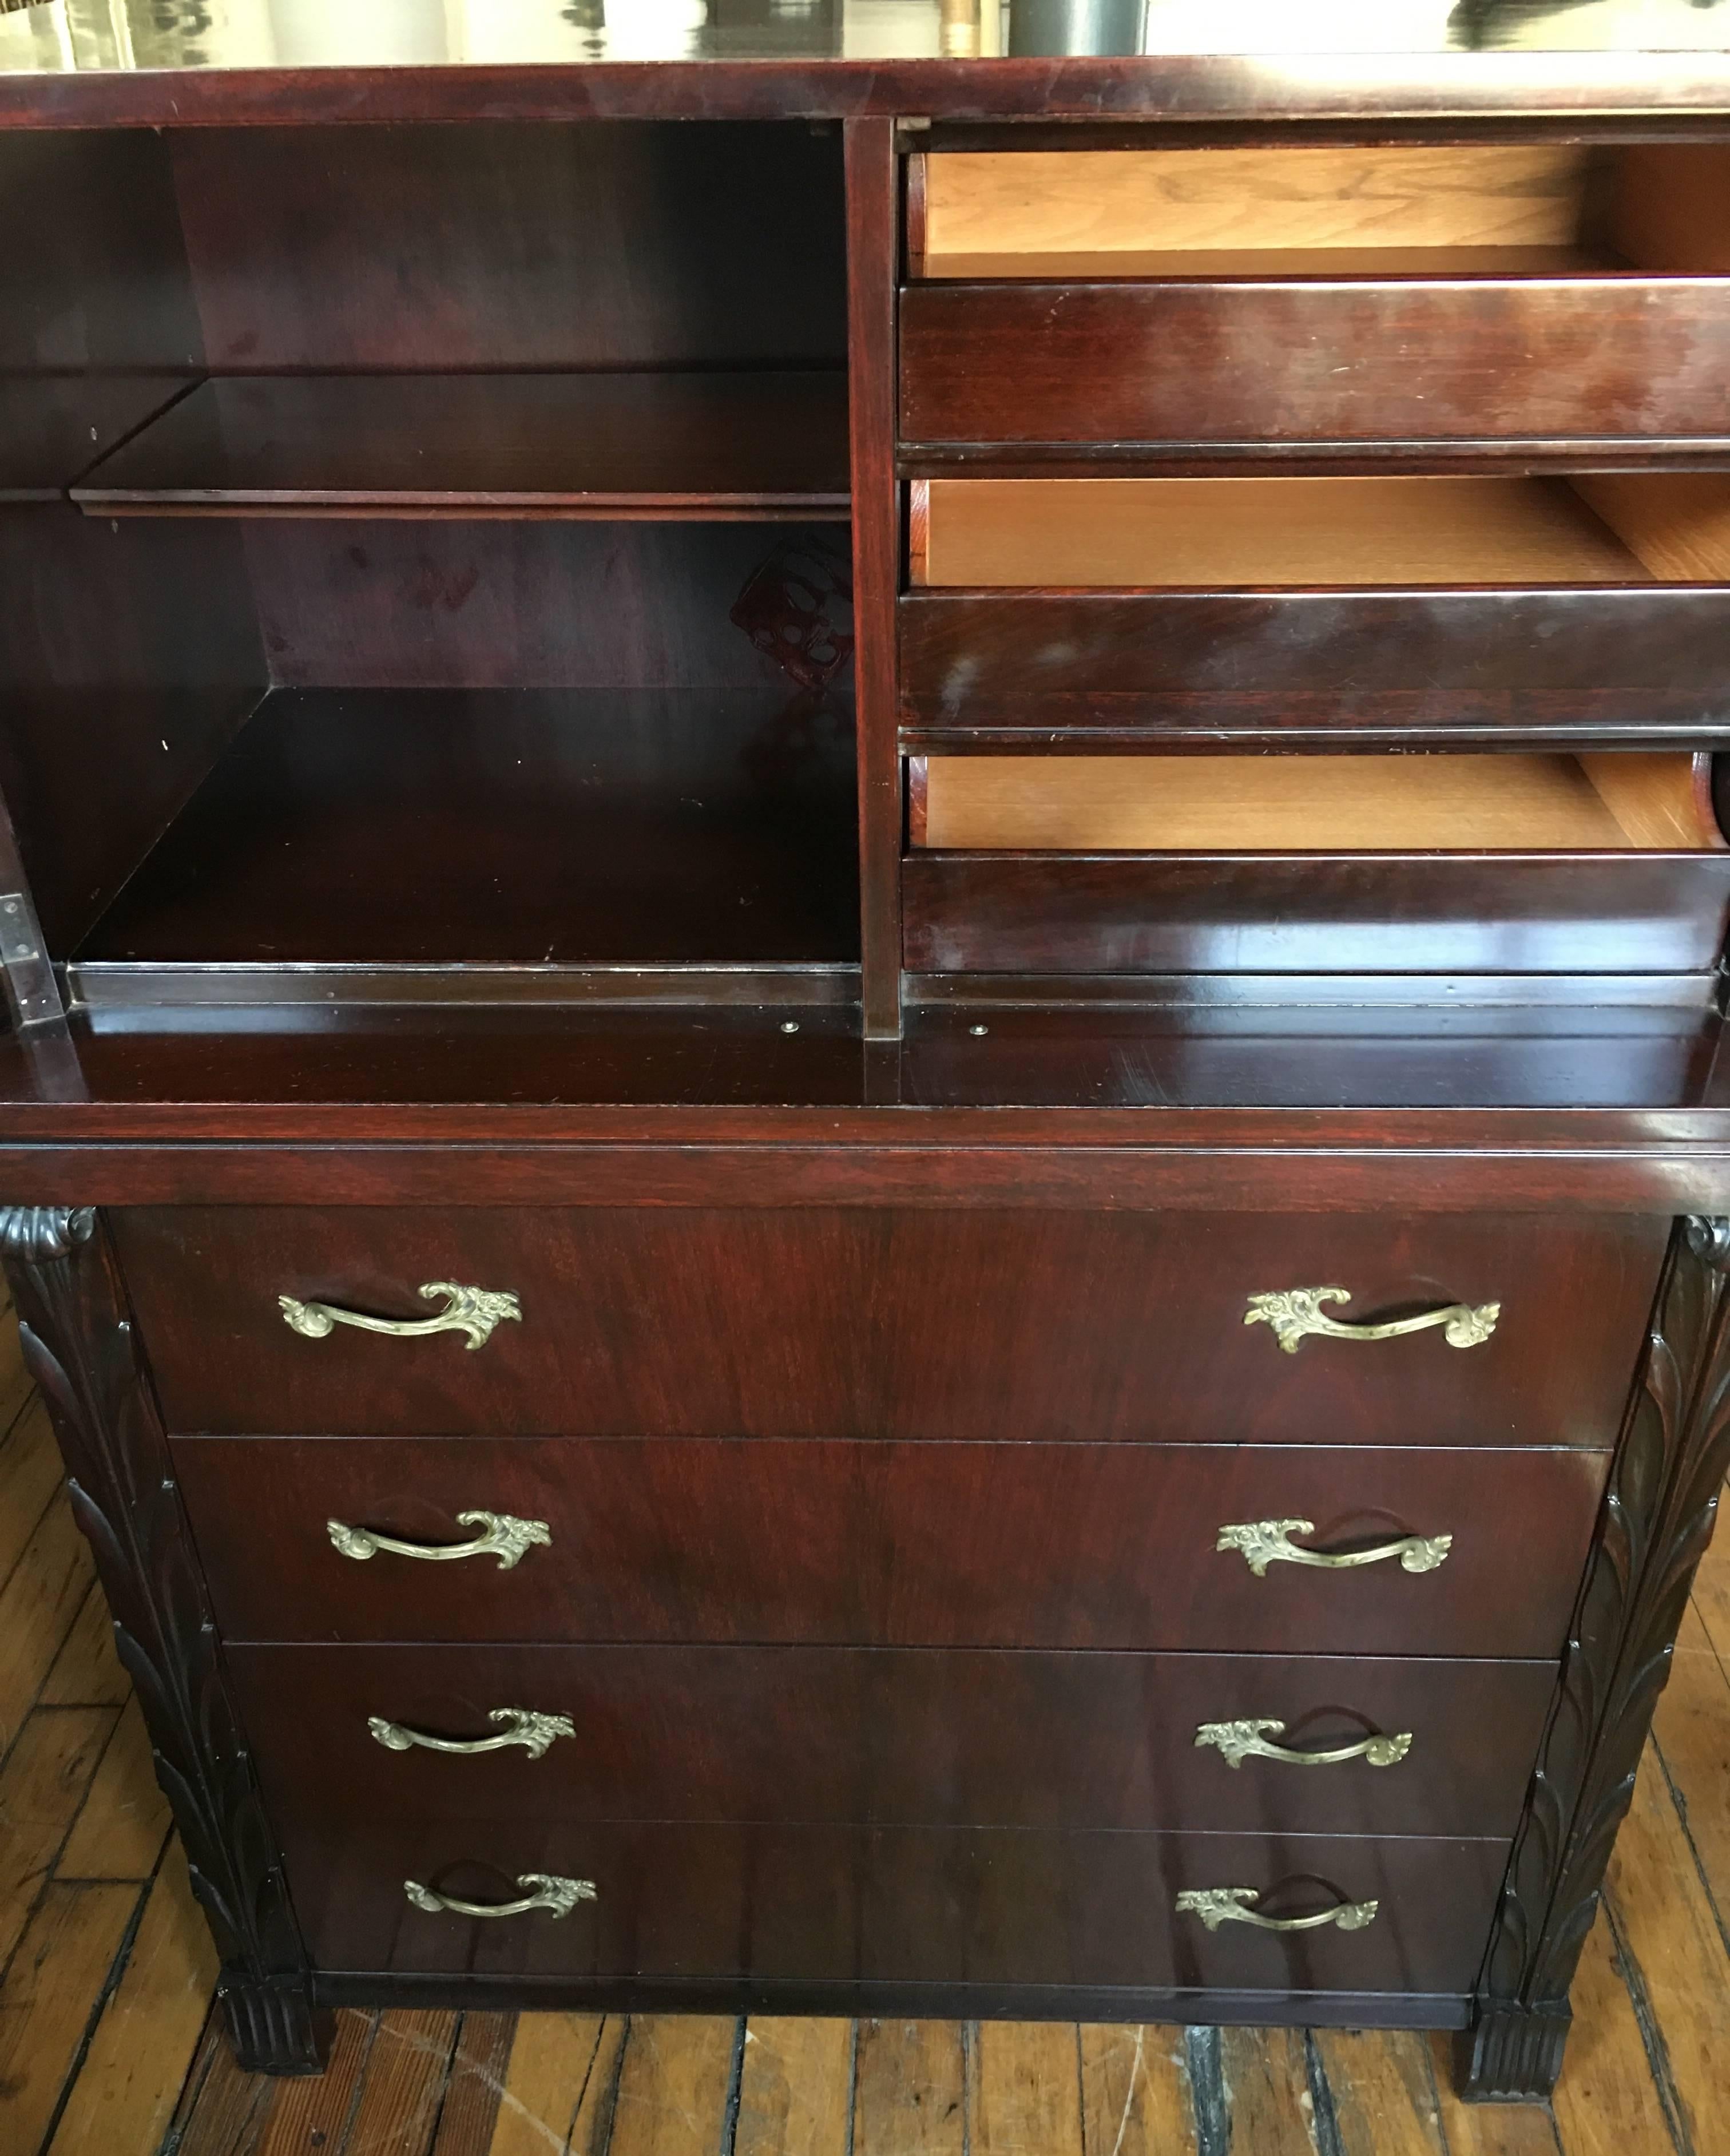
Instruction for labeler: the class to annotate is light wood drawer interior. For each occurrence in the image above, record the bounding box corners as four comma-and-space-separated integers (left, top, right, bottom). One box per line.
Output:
910, 142, 1730, 279
910, 752, 1724, 854
909, 475, 1730, 589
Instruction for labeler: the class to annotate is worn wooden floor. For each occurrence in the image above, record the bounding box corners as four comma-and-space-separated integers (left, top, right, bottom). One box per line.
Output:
0, 1298, 1725, 2155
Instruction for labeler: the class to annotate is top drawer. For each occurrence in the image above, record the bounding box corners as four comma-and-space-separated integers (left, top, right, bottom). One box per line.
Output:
113, 1206, 1665, 1444
901, 143, 1730, 450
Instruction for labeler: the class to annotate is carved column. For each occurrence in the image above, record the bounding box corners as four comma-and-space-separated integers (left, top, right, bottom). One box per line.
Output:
0, 1206, 327, 2075
1458, 1214, 1730, 2099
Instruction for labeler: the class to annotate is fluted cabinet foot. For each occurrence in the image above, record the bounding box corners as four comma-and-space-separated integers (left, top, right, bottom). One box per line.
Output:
1454, 2005, 1571, 2102
219, 1969, 331, 2076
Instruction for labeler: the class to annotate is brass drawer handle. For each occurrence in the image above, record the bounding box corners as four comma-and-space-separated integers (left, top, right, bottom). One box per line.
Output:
404, 1873, 594, 1921
1245, 1286, 1498, 1354
1177, 1886, 1379, 1935
327, 1509, 550, 1571
370, 1707, 575, 1761
1195, 1718, 1412, 1770
279, 1281, 521, 1351
1217, 1518, 1451, 1578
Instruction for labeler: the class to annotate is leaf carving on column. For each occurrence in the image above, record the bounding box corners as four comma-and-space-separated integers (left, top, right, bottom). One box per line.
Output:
1, 1206, 308, 1986
1477, 1215, 1730, 2024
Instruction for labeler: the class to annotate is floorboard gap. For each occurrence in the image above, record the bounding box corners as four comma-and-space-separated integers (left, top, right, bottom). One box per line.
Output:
1604, 1893, 1695, 2156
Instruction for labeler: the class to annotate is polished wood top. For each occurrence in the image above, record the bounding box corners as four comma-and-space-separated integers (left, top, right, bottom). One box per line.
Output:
3, 0, 1730, 126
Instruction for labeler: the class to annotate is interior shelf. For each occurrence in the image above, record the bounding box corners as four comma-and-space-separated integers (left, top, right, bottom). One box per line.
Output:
71, 372, 852, 520
76, 687, 859, 974
1, 376, 199, 500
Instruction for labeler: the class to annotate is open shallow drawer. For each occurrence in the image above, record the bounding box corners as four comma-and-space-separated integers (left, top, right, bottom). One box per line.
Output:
902, 751, 1730, 974
900, 474, 1730, 740
900, 142, 1730, 450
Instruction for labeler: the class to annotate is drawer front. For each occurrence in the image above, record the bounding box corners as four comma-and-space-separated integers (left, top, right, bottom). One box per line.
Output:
899, 279, 1730, 449
903, 853, 1730, 977
898, 588, 1730, 742
119, 1205, 1663, 1445
175, 1437, 1607, 1658
231, 1642, 1556, 1840
281, 1817, 1507, 1995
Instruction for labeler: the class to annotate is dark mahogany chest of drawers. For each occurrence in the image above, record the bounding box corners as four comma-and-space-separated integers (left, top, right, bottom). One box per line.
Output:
5, 16, 1730, 2115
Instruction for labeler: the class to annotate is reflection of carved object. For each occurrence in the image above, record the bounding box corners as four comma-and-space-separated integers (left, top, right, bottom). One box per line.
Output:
1446, 0, 1724, 53
0, 1208, 325, 2074
1177, 1886, 1379, 1935
731, 534, 854, 691
1216, 1518, 1453, 1578
1461, 1217, 1730, 2098
1245, 1285, 1499, 1354
1196, 1718, 1412, 1770
279, 1281, 521, 1350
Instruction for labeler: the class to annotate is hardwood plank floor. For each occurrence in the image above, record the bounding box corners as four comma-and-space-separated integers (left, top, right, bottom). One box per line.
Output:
0, 1299, 1722, 2155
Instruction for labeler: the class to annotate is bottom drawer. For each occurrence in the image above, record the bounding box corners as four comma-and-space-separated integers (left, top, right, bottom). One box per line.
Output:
281, 1820, 1506, 1995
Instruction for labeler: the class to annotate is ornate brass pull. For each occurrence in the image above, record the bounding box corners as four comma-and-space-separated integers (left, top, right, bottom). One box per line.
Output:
279, 1281, 521, 1351
1195, 1718, 1412, 1770
327, 1509, 550, 1571
1244, 1286, 1498, 1355
370, 1707, 575, 1761
1177, 1886, 1378, 1935
1217, 1518, 1451, 1578
403, 1873, 594, 1920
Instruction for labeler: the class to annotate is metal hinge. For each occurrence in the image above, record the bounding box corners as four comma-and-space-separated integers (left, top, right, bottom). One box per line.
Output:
0, 891, 65, 1031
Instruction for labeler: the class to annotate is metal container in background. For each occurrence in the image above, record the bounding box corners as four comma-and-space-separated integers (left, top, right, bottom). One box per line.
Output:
1007, 0, 1146, 55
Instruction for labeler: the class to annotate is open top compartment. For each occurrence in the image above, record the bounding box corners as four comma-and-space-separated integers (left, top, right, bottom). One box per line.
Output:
909, 752, 1725, 854
903, 750, 1730, 978
899, 141, 1730, 454
908, 141, 1730, 280
908, 474, 1730, 588
899, 474, 1730, 743
0, 119, 862, 1020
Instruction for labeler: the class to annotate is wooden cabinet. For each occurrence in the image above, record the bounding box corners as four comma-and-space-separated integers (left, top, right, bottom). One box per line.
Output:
3, 30, 1730, 2114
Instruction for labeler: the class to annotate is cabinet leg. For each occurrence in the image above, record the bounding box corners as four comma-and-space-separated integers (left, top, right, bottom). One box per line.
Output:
218, 1967, 331, 2075
1453, 2004, 1571, 2102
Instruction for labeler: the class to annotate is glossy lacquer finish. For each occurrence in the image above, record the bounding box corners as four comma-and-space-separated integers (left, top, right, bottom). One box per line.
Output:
898, 589, 1730, 744
117, 1206, 1664, 1444
229, 1642, 1555, 1841
170, 1437, 1609, 1659
81, 689, 859, 970
899, 281, 1730, 449
903, 854, 1730, 976
279, 1817, 1507, 1993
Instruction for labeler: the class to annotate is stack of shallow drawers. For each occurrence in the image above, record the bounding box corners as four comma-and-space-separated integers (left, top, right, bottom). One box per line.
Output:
113, 1204, 1660, 2012
897, 141, 1730, 983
